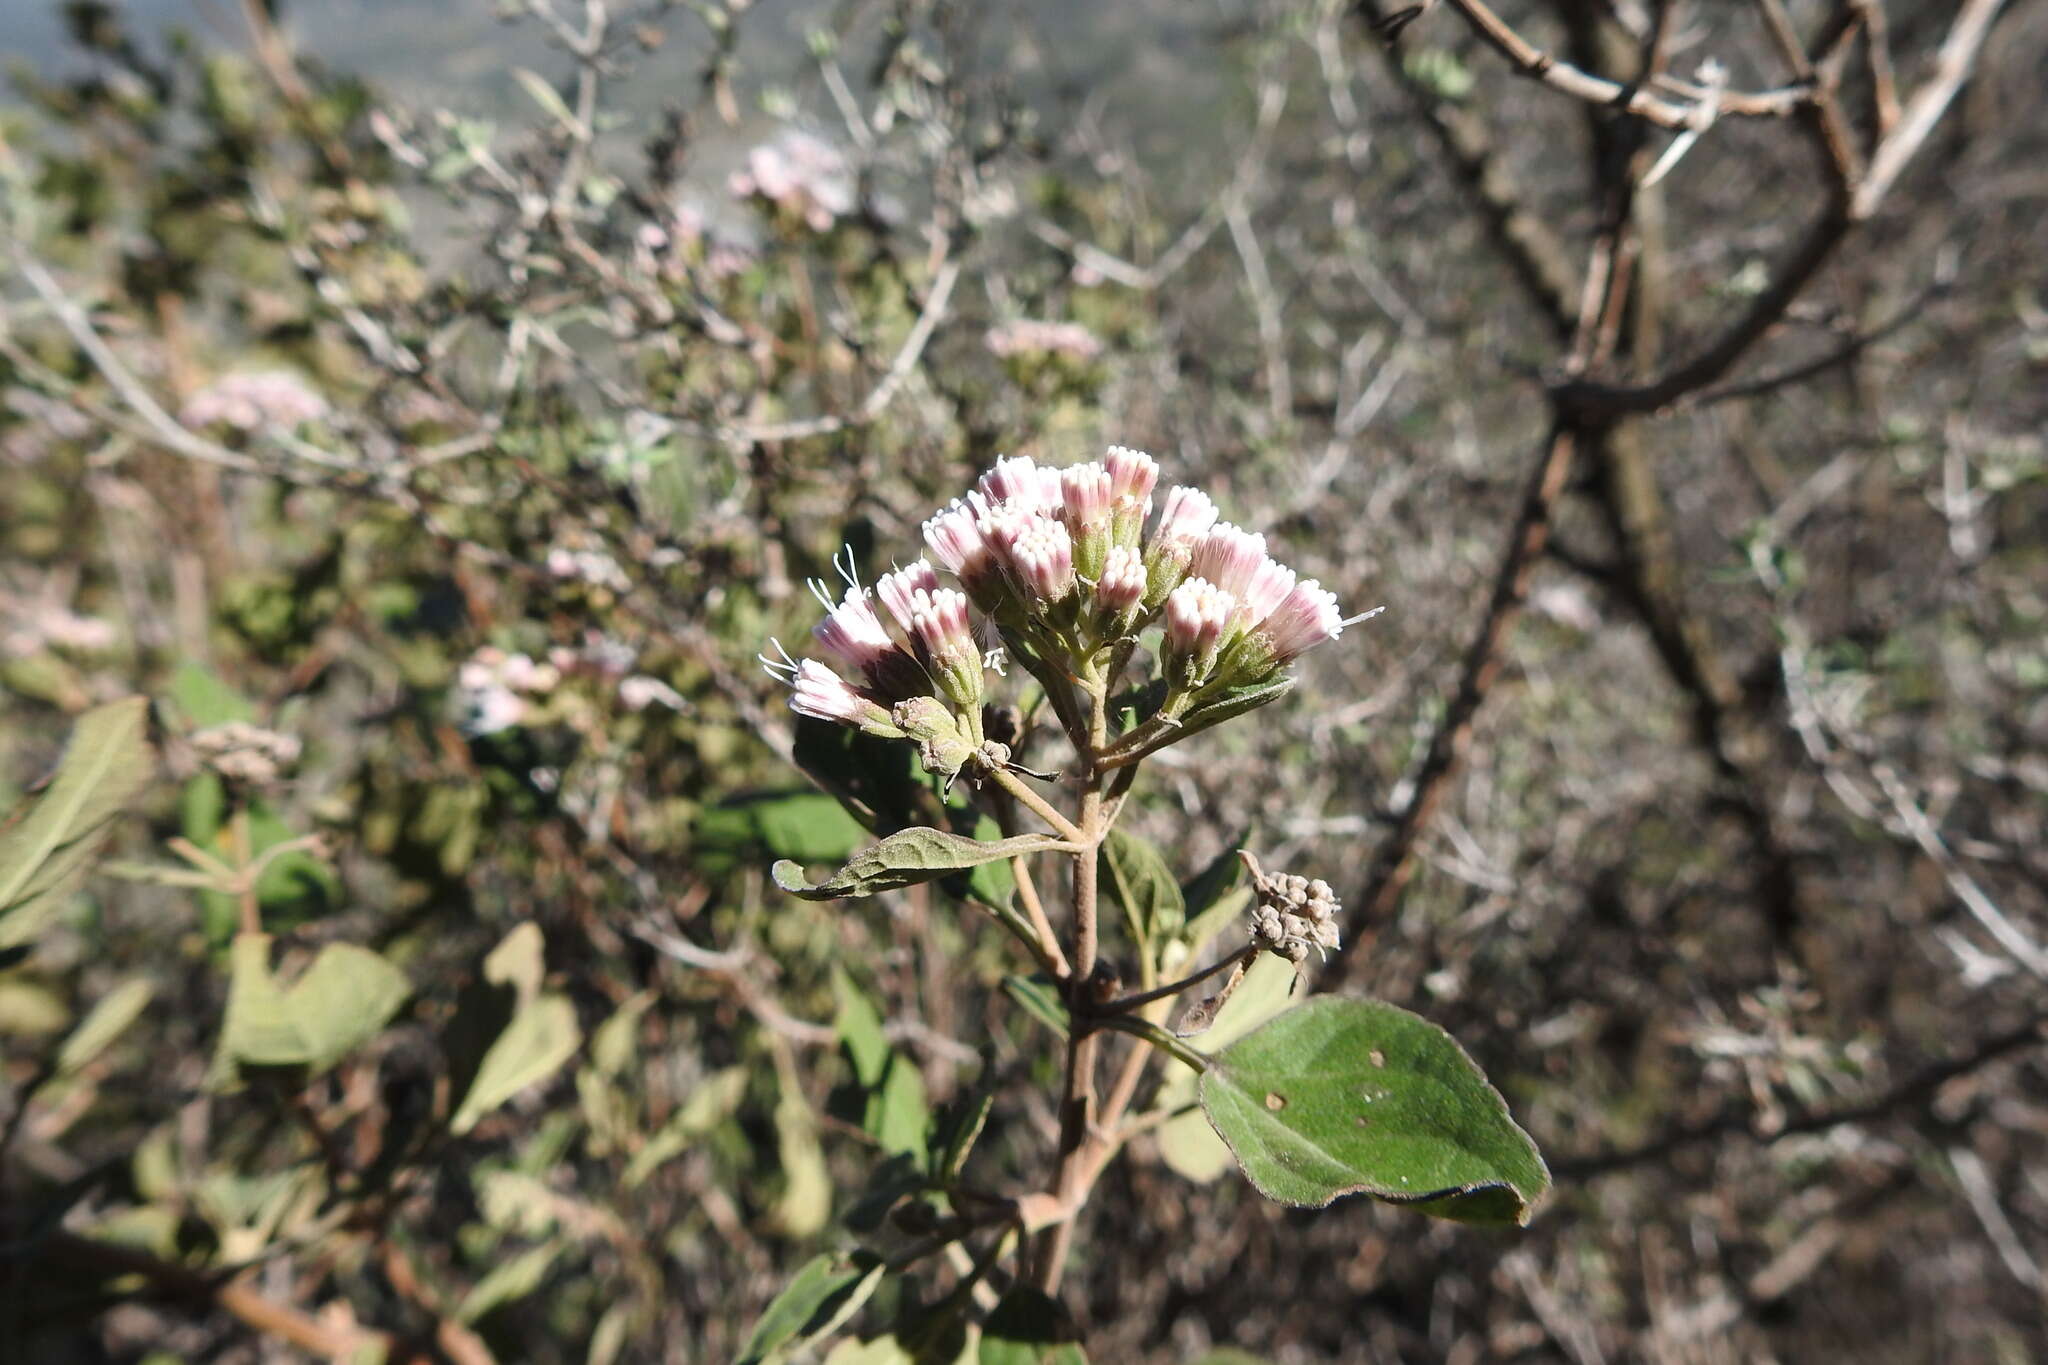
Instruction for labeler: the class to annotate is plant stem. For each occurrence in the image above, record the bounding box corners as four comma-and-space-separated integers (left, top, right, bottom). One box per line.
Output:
1032, 686, 1109, 1294
1094, 945, 1256, 1015
985, 764, 1087, 844
1094, 1014, 1210, 1074
1010, 855, 1071, 978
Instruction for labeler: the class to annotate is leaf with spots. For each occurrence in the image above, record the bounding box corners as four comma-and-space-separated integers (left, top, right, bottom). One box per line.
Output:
1198, 996, 1549, 1225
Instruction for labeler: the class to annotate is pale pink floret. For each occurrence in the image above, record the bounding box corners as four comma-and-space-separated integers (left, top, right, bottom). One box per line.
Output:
1006, 516, 1076, 604
1060, 461, 1113, 536
978, 455, 1061, 516
909, 587, 976, 661
1240, 556, 1298, 625
1165, 577, 1237, 661
1152, 486, 1219, 549
788, 659, 874, 724
1096, 545, 1146, 615
810, 583, 901, 678
1187, 523, 1269, 600
923, 500, 996, 583
1104, 446, 1159, 506
876, 560, 941, 636
1257, 579, 1345, 661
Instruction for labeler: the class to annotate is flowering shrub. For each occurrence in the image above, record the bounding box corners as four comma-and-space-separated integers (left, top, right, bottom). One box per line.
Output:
742, 449, 1547, 1355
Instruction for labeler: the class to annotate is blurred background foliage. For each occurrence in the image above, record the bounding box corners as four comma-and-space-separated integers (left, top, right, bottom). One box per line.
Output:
0, 0, 2044, 1361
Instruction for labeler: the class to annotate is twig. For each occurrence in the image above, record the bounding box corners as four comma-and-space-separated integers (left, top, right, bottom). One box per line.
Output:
1554, 1014, 2048, 1178
1325, 424, 1581, 987
1428, 0, 1811, 128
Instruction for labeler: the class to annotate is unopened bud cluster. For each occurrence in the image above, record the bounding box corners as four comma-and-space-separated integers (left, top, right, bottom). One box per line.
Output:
1248, 867, 1342, 963
763, 447, 1358, 772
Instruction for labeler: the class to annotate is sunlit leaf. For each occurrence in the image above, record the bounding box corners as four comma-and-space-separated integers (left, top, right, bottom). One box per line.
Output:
774, 828, 1066, 901
0, 697, 154, 949
1098, 829, 1184, 949
209, 934, 410, 1089
1156, 955, 1297, 1184
1198, 997, 1549, 1224
737, 1251, 886, 1365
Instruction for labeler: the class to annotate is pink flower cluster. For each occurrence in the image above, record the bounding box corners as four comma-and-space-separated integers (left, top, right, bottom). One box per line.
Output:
984, 320, 1105, 364
180, 371, 328, 432
764, 449, 1352, 742
728, 129, 856, 233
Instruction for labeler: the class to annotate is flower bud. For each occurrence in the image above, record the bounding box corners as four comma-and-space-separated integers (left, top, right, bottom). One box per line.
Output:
1164, 577, 1236, 690
923, 498, 1004, 610
978, 454, 1062, 517
908, 587, 984, 709
1225, 577, 1345, 682
1104, 445, 1158, 549
1094, 544, 1146, 632
1001, 514, 1076, 608
1143, 486, 1218, 609
1059, 461, 1113, 580
1187, 523, 1269, 602
891, 696, 975, 776
875, 559, 942, 640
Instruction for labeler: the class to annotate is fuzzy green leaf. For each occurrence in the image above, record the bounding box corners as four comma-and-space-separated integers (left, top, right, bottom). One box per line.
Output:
449, 993, 581, 1134
54, 978, 153, 1076
1097, 829, 1184, 949
1156, 955, 1298, 1183
737, 1252, 887, 1365
774, 828, 1066, 901
978, 1288, 1086, 1365
210, 934, 411, 1089
1002, 974, 1068, 1039
1198, 997, 1549, 1225
0, 697, 154, 948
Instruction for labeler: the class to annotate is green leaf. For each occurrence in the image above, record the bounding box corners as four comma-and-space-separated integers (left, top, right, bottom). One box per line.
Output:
53, 978, 153, 1076
737, 1251, 887, 1365
1179, 840, 1248, 923
1156, 955, 1298, 1183
696, 789, 869, 877
774, 828, 1066, 901
1197, 997, 1548, 1224
1181, 675, 1295, 734
1097, 829, 1184, 949
825, 1338, 916, 1365
0, 697, 154, 948
457, 1242, 560, 1323
978, 1288, 1086, 1365
771, 1090, 832, 1238
623, 1066, 745, 1188
842, 1151, 926, 1233
590, 990, 654, 1078
1001, 974, 1068, 1039
167, 661, 255, 729
931, 1085, 994, 1183
834, 968, 929, 1160
449, 994, 581, 1134
209, 934, 411, 1089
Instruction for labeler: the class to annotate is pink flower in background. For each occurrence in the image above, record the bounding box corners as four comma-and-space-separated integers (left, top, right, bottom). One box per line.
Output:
180, 371, 328, 432
984, 320, 1104, 363
728, 129, 856, 231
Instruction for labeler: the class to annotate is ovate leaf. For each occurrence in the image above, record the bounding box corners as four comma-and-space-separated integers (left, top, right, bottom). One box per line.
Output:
0, 697, 154, 948
737, 1251, 887, 1365
978, 1288, 1086, 1365
449, 994, 581, 1134
1001, 974, 1068, 1040
1198, 997, 1548, 1225
774, 828, 1066, 901
54, 978, 153, 1076
1156, 955, 1297, 1183
210, 934, 411, 1089
1097, 830, 1184, 949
